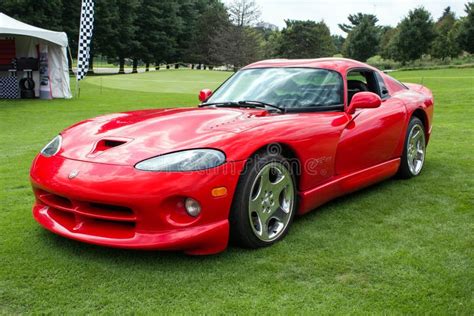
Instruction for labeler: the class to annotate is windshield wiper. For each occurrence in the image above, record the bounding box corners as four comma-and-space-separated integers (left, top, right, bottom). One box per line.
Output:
201, 100, 285, 113
201, 101, 247, 108
237, 100, 285, 113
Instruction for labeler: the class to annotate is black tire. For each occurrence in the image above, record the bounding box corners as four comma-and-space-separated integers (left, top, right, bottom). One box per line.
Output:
398, 116, 426, 179
19, 78, 35, 91
230, 151, 297, 249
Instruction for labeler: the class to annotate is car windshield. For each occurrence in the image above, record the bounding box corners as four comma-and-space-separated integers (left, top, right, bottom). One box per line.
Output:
205, 68, 344, 111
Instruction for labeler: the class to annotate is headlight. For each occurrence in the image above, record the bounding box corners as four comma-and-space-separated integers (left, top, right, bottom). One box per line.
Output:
40, 135, 62, 157
135, 149, 226, 172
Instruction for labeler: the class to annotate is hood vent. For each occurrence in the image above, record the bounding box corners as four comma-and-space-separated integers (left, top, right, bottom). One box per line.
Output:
102, 140, 126, 148
88, 138, 129, 157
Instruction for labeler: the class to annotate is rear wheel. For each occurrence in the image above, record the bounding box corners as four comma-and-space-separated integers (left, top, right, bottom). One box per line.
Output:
398, 117, 426, 178
230, 152, 296, 248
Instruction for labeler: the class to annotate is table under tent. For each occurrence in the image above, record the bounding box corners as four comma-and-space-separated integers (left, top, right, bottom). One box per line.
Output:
0, 12, 71, 99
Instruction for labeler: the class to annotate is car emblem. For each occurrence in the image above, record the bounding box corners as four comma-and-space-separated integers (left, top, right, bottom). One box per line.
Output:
68, 170, 79, 179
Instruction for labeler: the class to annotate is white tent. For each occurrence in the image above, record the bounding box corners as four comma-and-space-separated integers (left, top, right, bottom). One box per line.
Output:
0, 13, 71, 99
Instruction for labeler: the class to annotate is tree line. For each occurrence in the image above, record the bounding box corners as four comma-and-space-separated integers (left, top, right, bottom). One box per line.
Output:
339, 4, 474, 64
2, 0, 474, 71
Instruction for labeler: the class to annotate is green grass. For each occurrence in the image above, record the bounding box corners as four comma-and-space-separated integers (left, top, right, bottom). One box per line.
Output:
0, 69, 473, 314
86, 69, 230, 94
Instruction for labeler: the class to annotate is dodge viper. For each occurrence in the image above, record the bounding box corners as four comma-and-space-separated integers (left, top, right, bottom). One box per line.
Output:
31, 58, 434, 255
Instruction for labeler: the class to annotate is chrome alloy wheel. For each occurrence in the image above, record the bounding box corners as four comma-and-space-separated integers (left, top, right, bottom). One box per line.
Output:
407, 123, 426, 175
248, 162, 295, 242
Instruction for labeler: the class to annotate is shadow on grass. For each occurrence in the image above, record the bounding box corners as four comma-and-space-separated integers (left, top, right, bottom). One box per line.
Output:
37, 227, 250, 267
35, 175, 420, 266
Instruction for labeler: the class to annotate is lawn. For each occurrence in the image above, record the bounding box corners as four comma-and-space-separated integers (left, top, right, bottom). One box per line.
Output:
0, 68, 473, 314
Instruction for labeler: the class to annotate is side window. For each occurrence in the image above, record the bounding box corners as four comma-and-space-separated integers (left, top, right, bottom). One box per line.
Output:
375, 72, 390, 99
347, 69, 379, 104
347, 72, 367, 84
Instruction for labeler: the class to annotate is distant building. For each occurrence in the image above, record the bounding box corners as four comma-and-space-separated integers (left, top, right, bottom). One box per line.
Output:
256, 22, 279, 31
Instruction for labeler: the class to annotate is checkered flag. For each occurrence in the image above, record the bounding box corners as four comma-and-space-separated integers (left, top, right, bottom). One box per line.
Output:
76, 0, 94, 81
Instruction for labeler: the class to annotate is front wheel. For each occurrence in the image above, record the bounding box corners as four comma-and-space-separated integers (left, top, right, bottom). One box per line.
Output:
230, 153, 297, 248
398, 117, 426, 178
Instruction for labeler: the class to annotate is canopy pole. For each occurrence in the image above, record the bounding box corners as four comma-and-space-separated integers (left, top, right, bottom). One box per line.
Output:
67, 46, 79, 98
67, 46, 74, 76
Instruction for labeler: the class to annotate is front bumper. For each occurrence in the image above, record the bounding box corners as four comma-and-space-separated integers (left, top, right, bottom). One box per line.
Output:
30, 155, 245, 255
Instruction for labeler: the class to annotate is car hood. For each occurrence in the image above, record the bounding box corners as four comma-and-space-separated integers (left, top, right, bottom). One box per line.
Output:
59, 107, 273, 165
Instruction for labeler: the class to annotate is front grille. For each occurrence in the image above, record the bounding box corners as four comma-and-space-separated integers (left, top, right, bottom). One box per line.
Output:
35, 189, 136, 238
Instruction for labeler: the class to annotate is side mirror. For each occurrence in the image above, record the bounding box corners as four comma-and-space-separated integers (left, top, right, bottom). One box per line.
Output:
348, 92, 382, 114
199, 89, 213, 103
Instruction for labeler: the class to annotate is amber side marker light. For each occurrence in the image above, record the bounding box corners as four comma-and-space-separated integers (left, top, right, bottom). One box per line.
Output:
211, 187, 228, 197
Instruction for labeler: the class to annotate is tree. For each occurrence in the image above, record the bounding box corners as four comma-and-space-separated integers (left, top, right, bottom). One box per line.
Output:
93, 0, 120, 72
193, 0, 233, 66
135, 1, 181, 70
228, 0, 261, 27
338, 13, 378, 33
1, 0, 64, 31
392, 7, 436, 63
342, 15, 380, 61
174, 0, 201, 65
112, 0, 140, 73
225, 0, 263, 69
379, 26, 397, 59
458, 2, 474, 53
431, 7, 461, 59
261, 30, 282, 59
173, 0, 232, 68
255, 23, 281, 59
220, 25, 264, 69
332, 35, 345, 55
60, 0, 81, 72
277, 20, 335, 59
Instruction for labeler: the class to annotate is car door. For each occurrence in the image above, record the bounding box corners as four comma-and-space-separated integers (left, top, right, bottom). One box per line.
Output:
335, 69, 407, 175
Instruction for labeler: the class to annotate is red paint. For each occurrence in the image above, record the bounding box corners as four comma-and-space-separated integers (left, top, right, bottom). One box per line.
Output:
31, 58, 434, 254
298, 159, 401, 214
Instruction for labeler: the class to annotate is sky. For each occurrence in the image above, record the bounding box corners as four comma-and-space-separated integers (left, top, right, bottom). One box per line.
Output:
223, 0, 468, 36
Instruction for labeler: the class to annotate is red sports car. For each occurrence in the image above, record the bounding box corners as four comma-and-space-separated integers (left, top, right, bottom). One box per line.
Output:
31, 58, 434, 255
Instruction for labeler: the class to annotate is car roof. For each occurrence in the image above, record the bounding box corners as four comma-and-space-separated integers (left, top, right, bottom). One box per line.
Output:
243, 58, 377, 73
